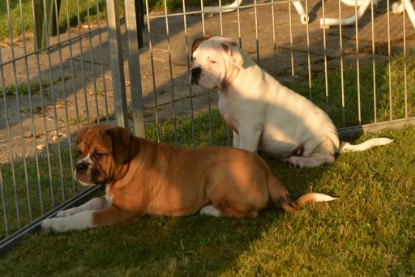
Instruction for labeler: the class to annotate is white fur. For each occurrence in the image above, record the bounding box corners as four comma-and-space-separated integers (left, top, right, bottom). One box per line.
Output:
200, 205, 221, 217
41, 210, 95, 232
191, 36, 393, 168
56, 197, 109, 217
41, 196, 109, 232
310, 193, 338, 202
339, 138, 393, 152
73, 153, 96, 187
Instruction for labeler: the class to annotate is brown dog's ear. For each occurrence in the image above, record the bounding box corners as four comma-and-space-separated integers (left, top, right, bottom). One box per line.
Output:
191, 35, 213, 57
105, 127, 139, 165
221, 38, 244, 68
77, 126, 90, 144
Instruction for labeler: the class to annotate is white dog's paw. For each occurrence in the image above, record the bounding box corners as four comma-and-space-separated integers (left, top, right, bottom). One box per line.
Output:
285, 156, 326, 168
200, 205, 221, 217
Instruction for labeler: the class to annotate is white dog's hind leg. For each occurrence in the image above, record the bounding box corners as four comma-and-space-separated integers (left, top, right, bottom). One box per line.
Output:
56, 197, 109, 217
285, 152, 334, 168
285, 138, 337, 168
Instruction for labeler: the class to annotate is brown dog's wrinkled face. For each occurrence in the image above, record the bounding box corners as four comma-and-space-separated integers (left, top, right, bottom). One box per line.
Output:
190, 36, 244, 90
73, 125, 138, 187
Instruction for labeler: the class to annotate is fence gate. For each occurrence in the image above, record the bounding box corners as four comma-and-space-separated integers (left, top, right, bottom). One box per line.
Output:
1, 0, 415, 251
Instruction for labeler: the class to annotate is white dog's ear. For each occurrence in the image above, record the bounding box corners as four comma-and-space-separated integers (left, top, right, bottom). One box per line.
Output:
191, 35, 213, 57
221, 40, 244, 68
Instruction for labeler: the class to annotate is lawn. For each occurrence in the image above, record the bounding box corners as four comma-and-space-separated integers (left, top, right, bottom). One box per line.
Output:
0, 124, 414, 275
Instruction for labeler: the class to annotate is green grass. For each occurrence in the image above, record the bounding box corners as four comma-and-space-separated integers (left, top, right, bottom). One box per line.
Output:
289, 52, 415, 128
0, 74, 72, 97
0, 122, 414, 275
0, 0, 120, 41
0, 143, 78, 237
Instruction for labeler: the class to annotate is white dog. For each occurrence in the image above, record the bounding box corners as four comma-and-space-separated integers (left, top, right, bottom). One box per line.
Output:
190, 36, 393, 168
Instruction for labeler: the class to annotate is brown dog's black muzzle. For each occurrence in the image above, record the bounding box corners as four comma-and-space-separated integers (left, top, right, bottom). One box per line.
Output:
75, 161, 89, 173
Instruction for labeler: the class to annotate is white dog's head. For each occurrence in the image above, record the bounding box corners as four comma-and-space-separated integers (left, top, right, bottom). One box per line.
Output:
190, 36, 244, 90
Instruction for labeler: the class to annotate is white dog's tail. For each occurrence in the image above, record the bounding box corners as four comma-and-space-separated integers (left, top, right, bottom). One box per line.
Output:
339, 138, 393, 153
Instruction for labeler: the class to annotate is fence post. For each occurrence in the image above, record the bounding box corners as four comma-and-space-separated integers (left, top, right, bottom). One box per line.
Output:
106, 0, 129, 129
125, 0, 145, 137
33, 0, 61, 50
135, 0, 144, 48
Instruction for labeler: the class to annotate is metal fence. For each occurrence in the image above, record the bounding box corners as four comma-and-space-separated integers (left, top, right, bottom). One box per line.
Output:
1, 0, 414, 251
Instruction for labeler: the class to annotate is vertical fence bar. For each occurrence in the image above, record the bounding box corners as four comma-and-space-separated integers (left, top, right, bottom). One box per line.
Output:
64, 0, 81, 131
96, 0, 110, 122
51, 0, 73, 202
288, 0, 294, 76
200, 1, 214, 146
85, 0, 101, 124
402, 0, 408, 118
106, 0, 129, 128
144, 1, 161, 142
31, 0, 56, 210
41, 0, 66, 206
5, 0, 26, 226
182, 0, 196, 146
339, 0, 346, 127
322, 0, 329, 108
75, 0, 91, 124
19, 0, 44, 217
163, 0, 178, 145
125, 0, 145, 138
387, 0, 393, 120
304, 0, 313, 101
0, 62, 21, 229
0, 168, 9, 237
370, 0, 377, 123
354, 0, 362, 124
254, 0, 259, 64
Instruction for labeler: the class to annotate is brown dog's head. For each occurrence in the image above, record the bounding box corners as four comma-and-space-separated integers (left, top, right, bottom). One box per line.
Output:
73, 125, 139, 186
190, 36, 244, 90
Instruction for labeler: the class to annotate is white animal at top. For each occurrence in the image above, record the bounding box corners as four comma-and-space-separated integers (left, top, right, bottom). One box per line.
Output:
190, 36, 393, 168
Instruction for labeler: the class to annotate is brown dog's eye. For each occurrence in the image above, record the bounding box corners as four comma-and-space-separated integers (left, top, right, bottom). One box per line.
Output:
77, 150, 82, 157
94, 153, 106, 160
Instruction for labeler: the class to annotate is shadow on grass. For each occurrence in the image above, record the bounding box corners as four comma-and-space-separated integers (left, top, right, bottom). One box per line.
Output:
17, 212, 279, 275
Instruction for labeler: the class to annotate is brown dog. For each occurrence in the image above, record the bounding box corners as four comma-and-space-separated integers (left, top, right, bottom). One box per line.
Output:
41, 125, 336, 232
